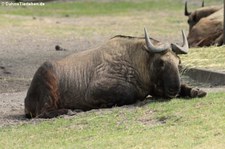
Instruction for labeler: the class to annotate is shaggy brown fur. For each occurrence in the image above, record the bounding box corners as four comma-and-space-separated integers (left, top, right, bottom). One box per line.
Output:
25, 35, 206, 118
25, 62, 64, 118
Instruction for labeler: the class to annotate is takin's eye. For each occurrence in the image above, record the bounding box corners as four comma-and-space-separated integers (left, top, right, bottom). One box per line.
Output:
192, 14, 197, 22
159, 59, 165, 68
187, 18, 191, 24
154, 59, 165, 70
188, 14, 197, 24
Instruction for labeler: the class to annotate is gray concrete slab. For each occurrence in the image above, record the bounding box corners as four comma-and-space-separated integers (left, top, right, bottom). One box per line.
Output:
184, 68, 225, 86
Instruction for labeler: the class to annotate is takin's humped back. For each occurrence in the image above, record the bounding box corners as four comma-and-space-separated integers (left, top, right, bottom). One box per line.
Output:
24, 28, 207, 118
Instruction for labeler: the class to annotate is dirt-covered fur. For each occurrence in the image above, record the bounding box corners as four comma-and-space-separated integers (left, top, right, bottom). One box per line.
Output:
24, 33, 206, 118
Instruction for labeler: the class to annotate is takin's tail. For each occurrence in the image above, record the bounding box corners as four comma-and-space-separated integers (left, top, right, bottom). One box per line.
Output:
24, 61, 61, 118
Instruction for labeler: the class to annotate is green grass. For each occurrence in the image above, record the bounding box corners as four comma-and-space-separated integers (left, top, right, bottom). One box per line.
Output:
180, 46, 225, 71
0, 0, 222, 17
0, 92, 225, 149
0, 0, 183, 17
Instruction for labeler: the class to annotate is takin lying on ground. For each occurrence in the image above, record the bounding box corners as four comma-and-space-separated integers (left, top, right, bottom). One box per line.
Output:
185, 1, 223, 47
24, 28, 207, 118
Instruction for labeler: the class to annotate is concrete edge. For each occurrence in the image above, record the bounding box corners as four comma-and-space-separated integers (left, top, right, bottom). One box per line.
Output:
183, 67, 225, 86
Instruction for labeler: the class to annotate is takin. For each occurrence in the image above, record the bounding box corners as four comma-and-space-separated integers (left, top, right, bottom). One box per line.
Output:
24, 28, 207, 118
185, 1, 223, 47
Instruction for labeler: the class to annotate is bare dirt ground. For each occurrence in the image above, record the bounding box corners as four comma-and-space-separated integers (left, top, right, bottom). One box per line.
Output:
0, 14, 224, 128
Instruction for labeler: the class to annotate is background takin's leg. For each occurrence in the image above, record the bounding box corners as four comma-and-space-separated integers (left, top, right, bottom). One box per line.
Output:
214, 34, 223, 46
178, 84, 207, 98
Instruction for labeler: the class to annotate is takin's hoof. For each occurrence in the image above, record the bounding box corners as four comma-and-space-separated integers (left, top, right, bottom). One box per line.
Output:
190, 88, 207, 98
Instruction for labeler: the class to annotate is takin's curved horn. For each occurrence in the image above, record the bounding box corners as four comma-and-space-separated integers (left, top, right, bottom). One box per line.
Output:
171, 30, 189, 54
144, 28, 169, 53
185, 1, 191, 16
202, 0, 204, 7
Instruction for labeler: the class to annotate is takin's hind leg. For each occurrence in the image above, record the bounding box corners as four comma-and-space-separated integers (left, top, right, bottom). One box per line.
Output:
24, 61, 62, 119
36, 109, 82, 118
36, 109, 69, 118
178, 84, 207, 98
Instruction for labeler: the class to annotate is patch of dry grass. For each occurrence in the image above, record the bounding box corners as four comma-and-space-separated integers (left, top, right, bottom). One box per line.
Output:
180, 46, 225, 71
0, 10, 187, 42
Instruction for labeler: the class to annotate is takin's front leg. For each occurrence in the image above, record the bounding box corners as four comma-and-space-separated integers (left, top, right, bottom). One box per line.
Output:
178, 84, 207, 98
